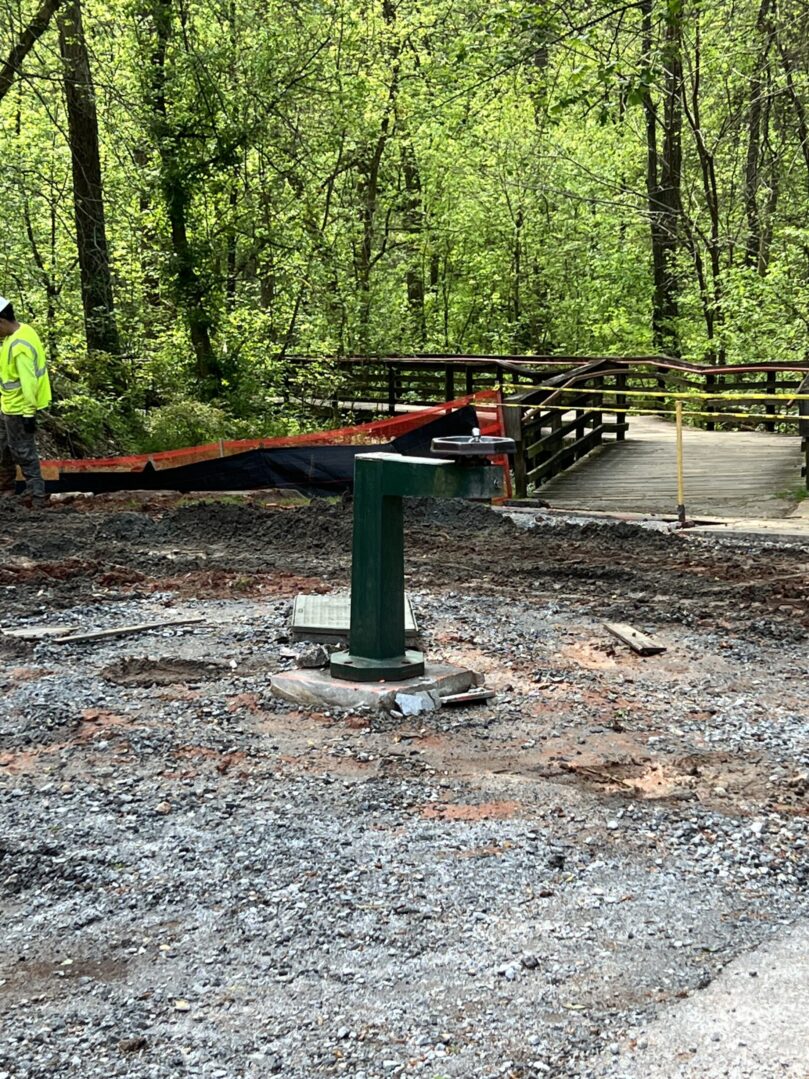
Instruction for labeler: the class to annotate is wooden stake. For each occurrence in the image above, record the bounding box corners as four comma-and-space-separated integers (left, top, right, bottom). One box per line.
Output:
603, 622, 667, 656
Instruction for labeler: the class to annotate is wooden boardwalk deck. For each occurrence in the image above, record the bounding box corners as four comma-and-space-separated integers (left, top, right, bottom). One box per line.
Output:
540, 416, 805, 519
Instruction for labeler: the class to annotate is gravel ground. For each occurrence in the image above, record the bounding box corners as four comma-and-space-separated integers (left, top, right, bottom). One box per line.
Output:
1, 494, 807, 1078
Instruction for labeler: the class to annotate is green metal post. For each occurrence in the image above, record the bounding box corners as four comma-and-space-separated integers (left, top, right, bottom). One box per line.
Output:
330, 452, 504, 682
342, 453, 417, 679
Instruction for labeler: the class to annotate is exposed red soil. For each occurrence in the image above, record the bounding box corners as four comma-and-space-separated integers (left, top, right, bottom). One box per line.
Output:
419, 800, 521, 821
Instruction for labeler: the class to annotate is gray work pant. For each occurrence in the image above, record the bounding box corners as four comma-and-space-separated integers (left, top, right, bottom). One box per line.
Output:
0, 414, 45, 498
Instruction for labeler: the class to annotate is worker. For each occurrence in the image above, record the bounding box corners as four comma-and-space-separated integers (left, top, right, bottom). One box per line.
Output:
0, 297, 51, 506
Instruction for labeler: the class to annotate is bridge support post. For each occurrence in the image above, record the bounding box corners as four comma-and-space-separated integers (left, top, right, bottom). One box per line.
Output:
799, 377, 809, 491
615, 372, 628, 441
503, 398, 528, 498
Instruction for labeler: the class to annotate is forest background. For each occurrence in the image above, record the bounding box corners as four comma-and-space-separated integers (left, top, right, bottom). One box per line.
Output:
1, 0, 808, 452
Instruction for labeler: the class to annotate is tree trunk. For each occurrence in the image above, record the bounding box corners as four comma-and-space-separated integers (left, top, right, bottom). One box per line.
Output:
0, 0, 63, 104
147, 0, 221, 392
773, 0, 809, 192
681, 11, 724, 362
743, 0, 775, 272
352, 0, 401, 353
226, 187, 238, 305
58, 0, 121, 360
640, 0, 681, 356
354, 97, 396, 352
400, 139, 426, 345
133, 146, 161, 306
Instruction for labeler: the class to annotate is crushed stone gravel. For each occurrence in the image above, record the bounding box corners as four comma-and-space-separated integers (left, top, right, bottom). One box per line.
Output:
0, 495, 807, 1078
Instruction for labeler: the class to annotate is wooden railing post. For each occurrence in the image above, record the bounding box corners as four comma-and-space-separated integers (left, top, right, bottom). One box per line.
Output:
799, 376, 809, 491
549, 407, 563, 474
444, 364, 455, 402
593, 375, 603, 449
575, 385, 586, 443
765, 369, 776, 432
705, 372, 716, 432
615, 371, 628, 440
503, 396, 528, 498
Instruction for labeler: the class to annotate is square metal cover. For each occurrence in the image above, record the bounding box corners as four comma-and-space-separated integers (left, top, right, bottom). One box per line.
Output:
291, 593, 418, 642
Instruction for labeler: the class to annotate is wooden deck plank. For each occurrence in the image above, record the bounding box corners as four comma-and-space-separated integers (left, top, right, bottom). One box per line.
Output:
540, 417, 803, 518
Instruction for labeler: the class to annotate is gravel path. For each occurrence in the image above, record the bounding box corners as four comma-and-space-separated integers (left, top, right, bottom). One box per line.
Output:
1, 496, 807, 1078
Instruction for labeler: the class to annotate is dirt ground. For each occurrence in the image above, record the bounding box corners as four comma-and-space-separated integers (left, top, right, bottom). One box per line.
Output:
1, 493, 808, 1078
2, 492, 807, 629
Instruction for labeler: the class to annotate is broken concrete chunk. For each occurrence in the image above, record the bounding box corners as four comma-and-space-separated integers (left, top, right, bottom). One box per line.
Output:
271, 663, 473, 713
395, 689, 441, 716
296, 644, 330, 669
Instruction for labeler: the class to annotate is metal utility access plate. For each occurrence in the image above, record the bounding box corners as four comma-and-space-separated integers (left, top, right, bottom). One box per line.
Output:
292, 593, 418, 643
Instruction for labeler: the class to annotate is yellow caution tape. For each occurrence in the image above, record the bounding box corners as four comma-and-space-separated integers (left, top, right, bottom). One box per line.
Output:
495, 383, 809, 403
494, 399, 804, 424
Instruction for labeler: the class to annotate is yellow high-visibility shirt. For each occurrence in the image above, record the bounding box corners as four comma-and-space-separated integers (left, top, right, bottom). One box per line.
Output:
0, 324, 51, 416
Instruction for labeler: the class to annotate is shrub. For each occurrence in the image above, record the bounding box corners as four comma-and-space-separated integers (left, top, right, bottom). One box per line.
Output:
142, 399, 230, 451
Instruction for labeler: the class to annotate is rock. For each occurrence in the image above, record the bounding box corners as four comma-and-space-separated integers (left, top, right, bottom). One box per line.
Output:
496, 962, 519, 981
118, 1037, 147, 1053
394, 690, 440, 716
155, 801, 172, 815
297, 645, 330, 669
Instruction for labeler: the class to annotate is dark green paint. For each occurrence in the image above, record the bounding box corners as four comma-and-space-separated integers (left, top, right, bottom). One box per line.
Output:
330, 453, 504, 682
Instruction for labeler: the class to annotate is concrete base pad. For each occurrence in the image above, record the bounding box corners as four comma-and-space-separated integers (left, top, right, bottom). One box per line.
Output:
271, 663, 477, 712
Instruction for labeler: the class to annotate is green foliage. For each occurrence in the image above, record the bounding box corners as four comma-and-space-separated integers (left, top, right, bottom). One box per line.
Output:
54, 392, 144, 453
0, 0, 807, 454
139, 398, 236, 452
140, 397, 308, 451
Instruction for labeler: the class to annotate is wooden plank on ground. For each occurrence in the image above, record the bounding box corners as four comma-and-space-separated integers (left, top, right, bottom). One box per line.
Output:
441, 688, 496, 706
603, 621, 667, 656
1, 624, 74, 640
55, 616, 204, 644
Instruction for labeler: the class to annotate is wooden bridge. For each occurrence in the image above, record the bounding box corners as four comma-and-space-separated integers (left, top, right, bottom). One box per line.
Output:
289, 353, 809, 519
537, 415, 804, 519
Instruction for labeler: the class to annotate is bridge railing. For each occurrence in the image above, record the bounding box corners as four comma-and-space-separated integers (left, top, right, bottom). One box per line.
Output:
284, 354, 573, 413
284, 354, 809, 495
500, 362, 629, 496
497, 358, 809, 496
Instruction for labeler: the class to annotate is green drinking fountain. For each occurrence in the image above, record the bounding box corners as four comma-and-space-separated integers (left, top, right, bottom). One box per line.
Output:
330, 429, 515, 682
